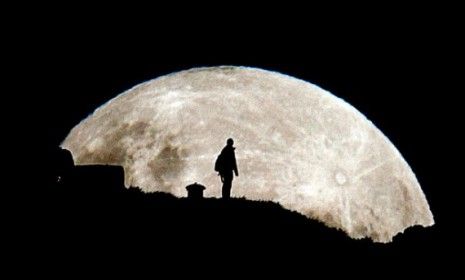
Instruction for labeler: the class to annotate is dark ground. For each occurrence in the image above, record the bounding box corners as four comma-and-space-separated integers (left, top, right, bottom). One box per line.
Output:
23, 160, 443, 274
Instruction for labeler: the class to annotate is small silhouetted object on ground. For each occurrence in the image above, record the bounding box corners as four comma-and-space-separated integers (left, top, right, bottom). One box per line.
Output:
215, 138, 239, 199
186, 182, 206, 199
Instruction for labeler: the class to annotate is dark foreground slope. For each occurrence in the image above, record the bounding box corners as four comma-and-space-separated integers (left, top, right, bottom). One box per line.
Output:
40, 164, 354, 247
37, 163, 436, 255
15, 151, 441, 275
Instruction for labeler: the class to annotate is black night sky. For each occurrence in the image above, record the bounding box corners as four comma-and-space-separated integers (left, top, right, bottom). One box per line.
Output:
8, 5, 459, 276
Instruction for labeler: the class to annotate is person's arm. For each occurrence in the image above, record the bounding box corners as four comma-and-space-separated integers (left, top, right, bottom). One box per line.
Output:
233, 151, 239, 176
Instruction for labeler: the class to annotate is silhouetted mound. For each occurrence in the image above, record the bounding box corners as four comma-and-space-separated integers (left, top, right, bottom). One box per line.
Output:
39, 153, 437, 265
43, 162, 360, 252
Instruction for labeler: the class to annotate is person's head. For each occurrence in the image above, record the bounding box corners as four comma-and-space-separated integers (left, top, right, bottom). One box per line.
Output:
227, 138, 234, 146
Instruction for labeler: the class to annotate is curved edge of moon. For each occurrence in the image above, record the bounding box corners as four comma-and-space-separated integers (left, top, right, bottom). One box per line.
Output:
61, 66, 434, 243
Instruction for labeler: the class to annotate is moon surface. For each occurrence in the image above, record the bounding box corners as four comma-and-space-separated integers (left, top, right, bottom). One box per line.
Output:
62, 66, 434, 242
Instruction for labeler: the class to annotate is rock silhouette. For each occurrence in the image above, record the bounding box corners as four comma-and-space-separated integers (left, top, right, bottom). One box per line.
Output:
186, 182, 206, 199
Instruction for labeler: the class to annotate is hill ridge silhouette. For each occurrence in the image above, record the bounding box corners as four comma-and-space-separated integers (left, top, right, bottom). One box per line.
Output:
36, 147, 438, 263
48, 161, 351, 241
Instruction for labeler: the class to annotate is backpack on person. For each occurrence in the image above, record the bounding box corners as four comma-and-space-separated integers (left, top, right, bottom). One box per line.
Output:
214, 152, 224, 174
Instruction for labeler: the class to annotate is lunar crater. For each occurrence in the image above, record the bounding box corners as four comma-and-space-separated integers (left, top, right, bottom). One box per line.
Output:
335, 172, 348, 185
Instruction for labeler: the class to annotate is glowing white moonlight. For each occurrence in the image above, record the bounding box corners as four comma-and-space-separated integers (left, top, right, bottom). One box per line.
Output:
62, 66, 434, 242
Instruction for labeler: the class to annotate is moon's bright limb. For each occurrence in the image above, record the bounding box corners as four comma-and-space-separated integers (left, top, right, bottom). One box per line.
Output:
62, 66, 434, 242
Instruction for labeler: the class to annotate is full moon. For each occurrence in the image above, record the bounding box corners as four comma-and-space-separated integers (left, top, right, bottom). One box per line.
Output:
62, 66, 434, 242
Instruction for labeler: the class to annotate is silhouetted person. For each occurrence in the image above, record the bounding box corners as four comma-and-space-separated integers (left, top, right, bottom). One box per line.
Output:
215, 138, 239, 199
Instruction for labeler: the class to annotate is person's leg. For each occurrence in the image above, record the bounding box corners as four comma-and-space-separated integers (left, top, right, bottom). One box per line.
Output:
222, 172, 233, 199
222, 180, 230, 199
